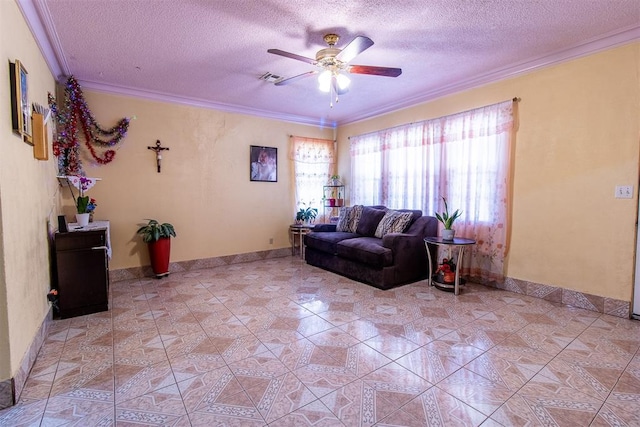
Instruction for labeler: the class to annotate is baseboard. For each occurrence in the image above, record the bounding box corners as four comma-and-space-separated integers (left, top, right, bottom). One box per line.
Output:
0, 307, 52, 409
109, 247, 292, 282
490, 277, 632, 319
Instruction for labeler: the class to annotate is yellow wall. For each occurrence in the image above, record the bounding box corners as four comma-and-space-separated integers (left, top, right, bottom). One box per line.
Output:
0, 1, 58, 379
69, 91, 333, 270
337, 43, 640, 302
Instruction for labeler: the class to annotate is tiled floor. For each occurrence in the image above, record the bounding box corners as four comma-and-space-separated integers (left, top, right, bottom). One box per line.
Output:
1, 257, 639, 426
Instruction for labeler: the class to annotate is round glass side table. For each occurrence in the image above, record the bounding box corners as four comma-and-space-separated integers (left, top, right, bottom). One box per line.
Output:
424, 236, 476, 295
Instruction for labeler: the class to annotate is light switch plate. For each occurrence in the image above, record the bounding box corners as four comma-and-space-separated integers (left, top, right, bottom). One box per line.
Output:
615, 185, 633, 199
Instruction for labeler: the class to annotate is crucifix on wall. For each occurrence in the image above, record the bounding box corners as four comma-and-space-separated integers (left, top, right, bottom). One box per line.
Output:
147, 140, 169, 173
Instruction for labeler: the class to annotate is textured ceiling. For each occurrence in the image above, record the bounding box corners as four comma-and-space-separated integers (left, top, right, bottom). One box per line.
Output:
20, 0, 640, 127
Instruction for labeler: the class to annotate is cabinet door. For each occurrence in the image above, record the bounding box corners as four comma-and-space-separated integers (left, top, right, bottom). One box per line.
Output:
56, 231, 109, 318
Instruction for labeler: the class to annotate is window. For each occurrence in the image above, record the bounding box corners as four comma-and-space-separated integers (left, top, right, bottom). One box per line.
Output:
290, 136, 335, 222
350, 100, 514, 282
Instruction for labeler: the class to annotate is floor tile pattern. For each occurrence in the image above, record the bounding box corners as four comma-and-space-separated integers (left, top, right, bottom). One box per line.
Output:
1, 257, 639, 426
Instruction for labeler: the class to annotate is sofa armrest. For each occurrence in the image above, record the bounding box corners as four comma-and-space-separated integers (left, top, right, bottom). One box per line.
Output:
382, 232, 429, 274
382, 232, 423, 253
312, 224, 337, 232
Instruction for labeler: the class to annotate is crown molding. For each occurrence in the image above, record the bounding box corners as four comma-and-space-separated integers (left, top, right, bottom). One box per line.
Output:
78, 80, 336, 128
18, 0, 639, 128
17, 0, 67, 79
338, 25, 640, 126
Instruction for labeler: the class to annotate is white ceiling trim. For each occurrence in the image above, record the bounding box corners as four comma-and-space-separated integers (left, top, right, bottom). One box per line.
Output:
340, 25, 640, 125
18, 0, 640, 128
79, 80, 336, 129
17, 0, 64, 79
76, 23, 640, 130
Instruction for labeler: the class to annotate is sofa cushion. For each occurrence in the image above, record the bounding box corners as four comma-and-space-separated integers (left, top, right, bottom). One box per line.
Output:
337, 237, 393, 267
356, 207, 387, 237
397, 209, 423, 224
305, 231, 359, 254
336, 205, 363, 232
374, 210, 414, 238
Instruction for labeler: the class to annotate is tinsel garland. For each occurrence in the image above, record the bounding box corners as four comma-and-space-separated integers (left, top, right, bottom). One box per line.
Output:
48, 76, 130, 174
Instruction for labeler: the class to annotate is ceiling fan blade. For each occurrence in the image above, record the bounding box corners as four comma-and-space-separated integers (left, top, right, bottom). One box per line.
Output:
335, 36, 374, 63
267, 49, 317, 65
274, 70, 318, 86
347, 65, 402, 77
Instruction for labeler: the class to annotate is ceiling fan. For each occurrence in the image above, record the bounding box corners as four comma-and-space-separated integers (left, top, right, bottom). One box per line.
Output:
267, 34, 402, 104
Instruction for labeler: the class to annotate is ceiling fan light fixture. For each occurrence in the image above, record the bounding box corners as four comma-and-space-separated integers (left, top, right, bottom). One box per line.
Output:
318, 70, 332, 92
269, 33, 401, 101
318, 70, 350, 93
336, 73, 350, 91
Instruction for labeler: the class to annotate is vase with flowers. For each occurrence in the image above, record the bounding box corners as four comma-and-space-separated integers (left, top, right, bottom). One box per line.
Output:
73, 176, 98, 226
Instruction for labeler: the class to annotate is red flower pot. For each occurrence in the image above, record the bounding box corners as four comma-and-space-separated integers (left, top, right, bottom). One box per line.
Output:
148, 237, 171, 277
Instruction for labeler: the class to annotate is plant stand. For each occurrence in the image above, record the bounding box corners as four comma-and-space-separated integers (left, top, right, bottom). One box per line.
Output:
424, 236, 476, 295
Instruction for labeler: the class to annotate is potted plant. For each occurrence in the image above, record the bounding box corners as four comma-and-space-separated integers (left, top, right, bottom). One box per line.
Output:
435, 197, 462, 240
435, 257, 457, 283
295, 206, 318, 225
73, 176, 97, 226
136, 219, 176, 278
330, 174, 341, 186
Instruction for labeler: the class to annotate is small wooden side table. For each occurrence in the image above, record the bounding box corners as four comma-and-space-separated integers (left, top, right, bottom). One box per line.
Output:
289, 224, 315, 258
424, 236, 476, 295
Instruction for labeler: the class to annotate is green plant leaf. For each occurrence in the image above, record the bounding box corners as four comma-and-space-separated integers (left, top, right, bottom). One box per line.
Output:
76, 196, 89, 214
435, 198, 462, 229
137, 219, 176, 242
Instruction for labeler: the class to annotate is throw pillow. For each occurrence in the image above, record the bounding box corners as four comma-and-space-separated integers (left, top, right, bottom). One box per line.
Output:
374, 210, 414, 238
336, 205, 363, 233
356, 206, 387, 237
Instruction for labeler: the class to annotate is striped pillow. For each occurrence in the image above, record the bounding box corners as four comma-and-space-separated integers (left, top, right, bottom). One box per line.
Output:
336, 205, 363, 233
374, 210, 414, 238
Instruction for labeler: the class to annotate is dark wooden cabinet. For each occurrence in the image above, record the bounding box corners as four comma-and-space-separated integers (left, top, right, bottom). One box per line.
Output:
55, 229, 109, 318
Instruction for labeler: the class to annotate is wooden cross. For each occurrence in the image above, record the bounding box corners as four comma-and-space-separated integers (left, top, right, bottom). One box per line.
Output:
147, 140, 169, 173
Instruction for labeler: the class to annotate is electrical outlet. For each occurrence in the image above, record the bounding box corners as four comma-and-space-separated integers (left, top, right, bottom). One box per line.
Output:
615, 185, 633, 199
269, 238, 274, 245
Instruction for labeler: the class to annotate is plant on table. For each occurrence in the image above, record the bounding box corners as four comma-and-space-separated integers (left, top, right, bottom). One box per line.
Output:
436, 258, 457, 283
435, 197, 462, 230
74, 176, 97, 214
296, 204, 318, 224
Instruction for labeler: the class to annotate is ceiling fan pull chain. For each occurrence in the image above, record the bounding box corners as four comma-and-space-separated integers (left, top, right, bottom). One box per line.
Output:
329, 83, 334, 108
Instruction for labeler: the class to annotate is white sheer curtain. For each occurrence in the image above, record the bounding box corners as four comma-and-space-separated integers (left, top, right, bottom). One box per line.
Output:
350, 100, 514, 282
290, 136, 336, 222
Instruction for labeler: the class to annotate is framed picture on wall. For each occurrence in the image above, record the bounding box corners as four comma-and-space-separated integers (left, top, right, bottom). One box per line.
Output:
9, 60, 32, 144
250, 145, 277, 182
